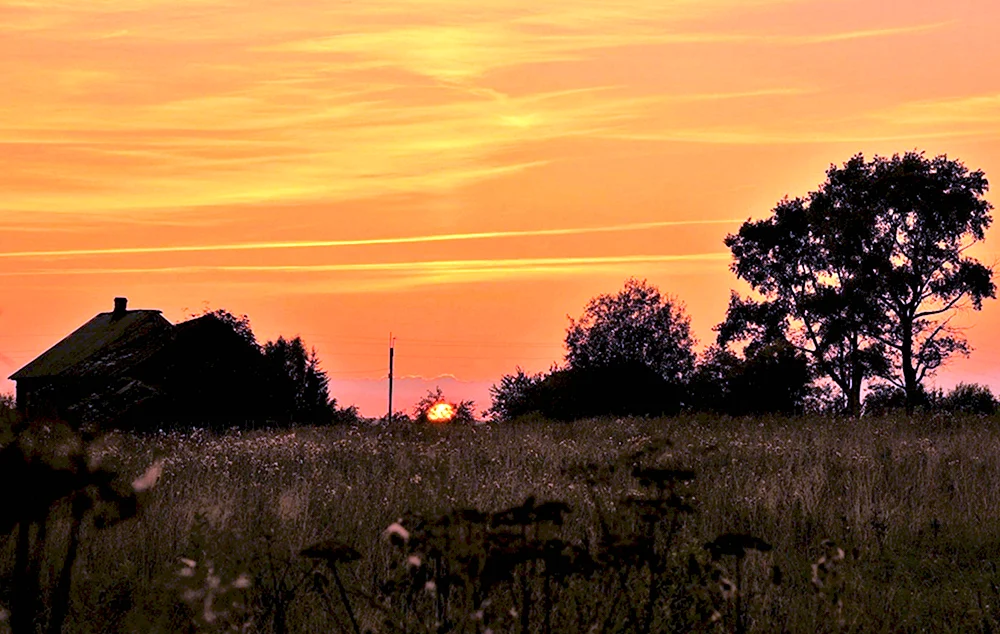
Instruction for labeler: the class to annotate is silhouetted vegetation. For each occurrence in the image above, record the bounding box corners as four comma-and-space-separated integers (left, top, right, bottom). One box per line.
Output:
0, 392, 14, 423
0, 416, 160, 634
5, 414, 1000, 631
411, 386, 476, 423
487, 367, 546, 421
565, 277, 696, 384
164, 311, 357, 427
690, 342, 813, 416
197, 308, 258, 348
725, 152, 994, 416
491, 279, 694, 420
490, 277, 819, 420
262, 336, 340, 425
940, 382, 999, 415
168, 310, 341, 426
864, 381, 998, 417
492, 362, 682, 421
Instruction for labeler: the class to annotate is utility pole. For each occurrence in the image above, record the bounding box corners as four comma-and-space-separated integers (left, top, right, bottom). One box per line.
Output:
387, 333, 396, 423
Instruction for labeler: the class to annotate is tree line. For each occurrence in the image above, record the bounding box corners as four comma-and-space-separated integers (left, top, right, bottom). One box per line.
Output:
183, 309, 356, 426
489, 152, 997, 420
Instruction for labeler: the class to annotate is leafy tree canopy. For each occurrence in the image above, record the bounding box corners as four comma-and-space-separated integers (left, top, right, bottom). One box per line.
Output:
859, 153, 994, 410
565, 278, 696, 384
724, 152, 994, 415
263, 336, 337, 424
487, 367, 546, 421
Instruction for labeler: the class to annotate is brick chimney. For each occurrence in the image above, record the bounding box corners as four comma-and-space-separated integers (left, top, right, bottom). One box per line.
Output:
113, 297, 128, 318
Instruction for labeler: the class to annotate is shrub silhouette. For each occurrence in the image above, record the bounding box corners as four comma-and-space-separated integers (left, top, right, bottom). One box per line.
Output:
495, 362, 683, 421
691, 342, 812, 416
487, 367, 545, 421
940, 382, 998, 415
864, 382, 997, 417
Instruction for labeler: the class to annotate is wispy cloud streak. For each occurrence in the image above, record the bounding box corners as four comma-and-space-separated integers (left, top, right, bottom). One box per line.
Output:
0, 219, 741, 259
0, 252, 732, 295
0, 253, 729, 277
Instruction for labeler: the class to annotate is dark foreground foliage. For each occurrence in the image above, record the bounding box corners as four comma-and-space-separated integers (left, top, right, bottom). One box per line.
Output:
3, 413, 1000, 632
0, 417, 161, 634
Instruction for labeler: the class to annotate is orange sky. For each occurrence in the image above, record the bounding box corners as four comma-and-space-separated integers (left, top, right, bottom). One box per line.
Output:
2, 0, 999, 416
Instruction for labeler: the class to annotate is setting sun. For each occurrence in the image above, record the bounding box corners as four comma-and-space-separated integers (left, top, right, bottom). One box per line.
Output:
426, 402, 457, 423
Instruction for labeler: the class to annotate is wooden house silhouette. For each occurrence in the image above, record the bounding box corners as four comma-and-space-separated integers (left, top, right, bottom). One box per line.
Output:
9, 298, 271, 427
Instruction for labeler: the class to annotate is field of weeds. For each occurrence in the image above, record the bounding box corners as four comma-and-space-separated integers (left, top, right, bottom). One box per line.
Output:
5, 414, 1000, 633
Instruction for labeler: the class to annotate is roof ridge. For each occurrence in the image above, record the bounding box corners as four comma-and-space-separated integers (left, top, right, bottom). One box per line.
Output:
9, 310, 174, 380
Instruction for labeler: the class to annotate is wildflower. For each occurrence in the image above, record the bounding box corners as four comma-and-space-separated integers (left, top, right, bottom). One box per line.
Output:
178, 557, 198, 578
232, 574, 251, 589
811, 562, 824, 588
132, 459, 164, 492
719, 577, 737, 601
812, 539, 846, 591
383, 522, 410, 545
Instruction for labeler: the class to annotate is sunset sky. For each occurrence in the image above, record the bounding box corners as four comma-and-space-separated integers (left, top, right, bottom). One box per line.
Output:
2, 0, 999, 416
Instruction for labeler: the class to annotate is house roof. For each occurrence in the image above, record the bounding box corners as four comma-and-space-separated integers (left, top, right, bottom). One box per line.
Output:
9, 309, 174, 380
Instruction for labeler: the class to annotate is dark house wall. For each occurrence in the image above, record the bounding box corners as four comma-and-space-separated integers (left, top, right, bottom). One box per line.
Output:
17, 377, 104, 422
128, 315, 274, 428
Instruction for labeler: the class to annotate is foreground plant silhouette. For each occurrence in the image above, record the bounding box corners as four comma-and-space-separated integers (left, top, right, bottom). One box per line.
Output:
2, 414, 958, 631
308, 435, 780, 634
0, 420, 161, 634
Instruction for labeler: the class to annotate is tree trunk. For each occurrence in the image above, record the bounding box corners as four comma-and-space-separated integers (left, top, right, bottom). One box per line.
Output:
900, 319, 918, 415
848, 380, 863, 419
847, 335, 863, 418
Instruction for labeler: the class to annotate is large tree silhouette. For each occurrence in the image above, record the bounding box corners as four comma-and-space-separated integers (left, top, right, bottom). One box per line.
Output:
724, 188, 885, 416
860, 153, 994, 412
725, 152, 994, 415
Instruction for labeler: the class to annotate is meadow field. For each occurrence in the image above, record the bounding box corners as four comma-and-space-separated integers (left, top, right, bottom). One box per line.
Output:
6, 414, 1000, 633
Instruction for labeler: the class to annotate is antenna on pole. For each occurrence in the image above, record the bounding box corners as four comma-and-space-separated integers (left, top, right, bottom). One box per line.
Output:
387, 333, 396, 423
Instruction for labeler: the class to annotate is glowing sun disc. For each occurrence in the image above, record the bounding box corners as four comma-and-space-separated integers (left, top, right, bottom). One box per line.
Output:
427, 402, 455, 422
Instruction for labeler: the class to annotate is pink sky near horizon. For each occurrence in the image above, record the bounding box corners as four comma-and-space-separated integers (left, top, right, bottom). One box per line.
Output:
2, 0, 999, 416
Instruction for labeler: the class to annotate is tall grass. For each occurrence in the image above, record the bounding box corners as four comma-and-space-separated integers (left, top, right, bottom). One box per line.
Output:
4, 414, 1000, 632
